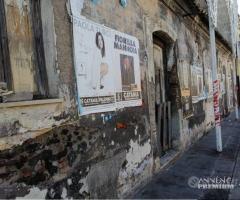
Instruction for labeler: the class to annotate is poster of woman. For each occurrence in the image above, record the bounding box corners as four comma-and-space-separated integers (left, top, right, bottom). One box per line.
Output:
91, 32, 109, 90
71, 15, 142, 115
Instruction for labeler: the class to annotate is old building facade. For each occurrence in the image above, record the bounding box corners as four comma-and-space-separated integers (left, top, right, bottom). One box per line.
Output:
0, 0, 238, 198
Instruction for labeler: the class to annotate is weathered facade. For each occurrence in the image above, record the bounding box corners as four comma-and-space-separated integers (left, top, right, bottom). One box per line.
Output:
0, 0, 238, 199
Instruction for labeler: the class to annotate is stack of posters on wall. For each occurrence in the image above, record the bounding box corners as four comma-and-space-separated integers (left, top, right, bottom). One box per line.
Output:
70, 1, 142, 115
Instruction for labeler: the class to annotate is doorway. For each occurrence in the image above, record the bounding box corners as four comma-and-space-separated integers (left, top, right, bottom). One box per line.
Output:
153, 35, 172, 156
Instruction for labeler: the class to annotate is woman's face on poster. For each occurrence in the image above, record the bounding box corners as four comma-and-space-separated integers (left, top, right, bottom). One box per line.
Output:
123, 57, 130, 68
98, 34, 104, 49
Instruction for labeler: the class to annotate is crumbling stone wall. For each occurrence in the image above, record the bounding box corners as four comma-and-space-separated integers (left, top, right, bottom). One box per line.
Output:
0, 0, 235, 199
0, 107, 149, 199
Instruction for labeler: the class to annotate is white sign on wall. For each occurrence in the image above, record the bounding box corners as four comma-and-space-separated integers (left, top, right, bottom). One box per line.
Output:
71, 10, 142, 115
191, 64, 205, 103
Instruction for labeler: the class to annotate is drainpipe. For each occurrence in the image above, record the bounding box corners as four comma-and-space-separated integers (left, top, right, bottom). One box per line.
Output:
207, 0, 222, 152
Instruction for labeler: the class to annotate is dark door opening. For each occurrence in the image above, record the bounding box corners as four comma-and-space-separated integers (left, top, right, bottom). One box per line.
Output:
153, 35, 172, 156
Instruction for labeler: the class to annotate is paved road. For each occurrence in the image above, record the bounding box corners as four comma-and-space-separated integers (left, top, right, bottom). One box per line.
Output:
132, 112, 240, 199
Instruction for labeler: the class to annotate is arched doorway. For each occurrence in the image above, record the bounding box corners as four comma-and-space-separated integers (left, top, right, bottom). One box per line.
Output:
153, 31, 179, 156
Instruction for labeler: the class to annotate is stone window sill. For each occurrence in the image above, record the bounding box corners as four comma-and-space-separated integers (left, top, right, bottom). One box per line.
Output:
0, 98, 63, 109
0, 98, 65, 151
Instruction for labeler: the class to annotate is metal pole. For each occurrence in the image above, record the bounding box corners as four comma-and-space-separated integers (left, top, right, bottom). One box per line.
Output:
208, 6, 223, 152
236, 48, 240, 112
233, 55, 239, 120
232, 0, 239, 120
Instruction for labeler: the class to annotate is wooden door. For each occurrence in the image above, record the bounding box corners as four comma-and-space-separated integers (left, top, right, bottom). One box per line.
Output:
154, 42, 172, 156
154, 44, 165, 104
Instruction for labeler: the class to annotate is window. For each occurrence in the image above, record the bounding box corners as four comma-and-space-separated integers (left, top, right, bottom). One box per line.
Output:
0, 0, 12, 92
0, 0, 49, 103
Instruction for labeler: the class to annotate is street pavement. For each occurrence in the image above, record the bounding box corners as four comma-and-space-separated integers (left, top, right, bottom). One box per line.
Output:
132, 111, 240, 199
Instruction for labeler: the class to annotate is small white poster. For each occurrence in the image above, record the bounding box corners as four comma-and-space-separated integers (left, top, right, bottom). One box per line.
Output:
191, 64, 205, 103
71, 3, 142, 115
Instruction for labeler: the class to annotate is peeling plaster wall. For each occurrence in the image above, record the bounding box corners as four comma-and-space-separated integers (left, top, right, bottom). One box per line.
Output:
0, 100, 66, 138
0, 0, 236, 199
0, 0, 71, 139
0, 1, 152, 198
138, 0, 234, 163
0, 108, 149, 199
51, 0, 77, 116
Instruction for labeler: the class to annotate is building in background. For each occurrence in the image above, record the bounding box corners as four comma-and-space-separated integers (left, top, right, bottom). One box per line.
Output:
0, 0, 238, 198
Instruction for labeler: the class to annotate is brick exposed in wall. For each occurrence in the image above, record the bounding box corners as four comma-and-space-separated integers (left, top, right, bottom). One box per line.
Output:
0, 0, 236, 198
